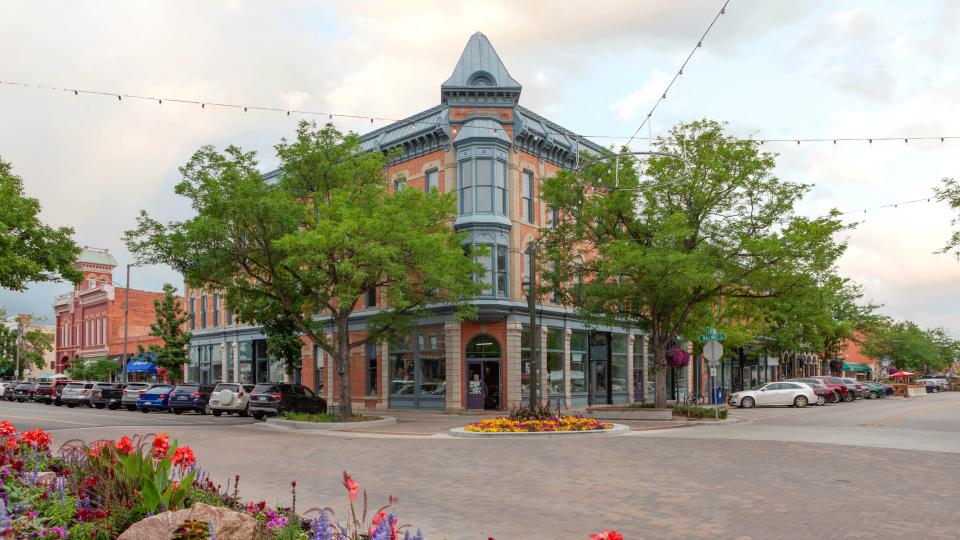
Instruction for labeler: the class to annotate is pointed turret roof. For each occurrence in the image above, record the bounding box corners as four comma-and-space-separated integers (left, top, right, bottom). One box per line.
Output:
442, 32, 521, 104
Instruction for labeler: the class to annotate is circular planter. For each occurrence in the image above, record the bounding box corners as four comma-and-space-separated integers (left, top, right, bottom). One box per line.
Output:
264, 416, 396, 431
448, 423, 629, 438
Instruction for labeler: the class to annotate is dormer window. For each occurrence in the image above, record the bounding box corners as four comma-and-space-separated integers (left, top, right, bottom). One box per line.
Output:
468, 71, 495, 87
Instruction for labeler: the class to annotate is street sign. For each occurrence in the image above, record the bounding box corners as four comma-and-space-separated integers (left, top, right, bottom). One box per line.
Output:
698, 328, 726, 342
703, 340, 723, 363
709, 367, 717, 377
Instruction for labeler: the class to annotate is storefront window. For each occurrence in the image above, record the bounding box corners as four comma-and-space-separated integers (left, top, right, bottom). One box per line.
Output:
611, 334, 628, 393
238, 341, 253, 384
211, 345, 222, 382
224, 343, 233, 383
633, 337, 644, 402
570, 331, 587, 393
390, 333, 415, 395
546, 328, 564, 395
418, 326, 445, 396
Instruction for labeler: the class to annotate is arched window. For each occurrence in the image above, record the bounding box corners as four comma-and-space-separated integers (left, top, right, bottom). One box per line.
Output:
466, 334, 501, 359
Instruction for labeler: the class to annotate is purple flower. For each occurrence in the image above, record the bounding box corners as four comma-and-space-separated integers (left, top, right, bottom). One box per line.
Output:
266, 515, 288, 530
309, 511, 334, 540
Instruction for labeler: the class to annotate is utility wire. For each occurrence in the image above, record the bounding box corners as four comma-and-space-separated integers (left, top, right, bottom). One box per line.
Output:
623, 0, 732, 149
2, 79, 959, 148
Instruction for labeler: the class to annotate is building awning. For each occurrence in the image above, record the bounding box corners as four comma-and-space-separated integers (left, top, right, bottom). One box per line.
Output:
126, 351, 157, 374
842, 362, 872, 373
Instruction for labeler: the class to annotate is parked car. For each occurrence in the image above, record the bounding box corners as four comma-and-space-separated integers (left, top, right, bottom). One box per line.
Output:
2, 382, 18, 401
918, 379, 941, 393
860, 381, 891, 399
786, 379, 832, 406
840, 378, 871, 399
120, 382, 152, 411
248, 383, 327, 419
209, 383, 256, 416
729, 381, 818, 408
13, 382, 38, 402
168, 384, 215, 415
33, 379, 75, 405
811, 376, 854, 402
136, 385, 174, 413
91, 382, 126, 409
60, 382, 97, 407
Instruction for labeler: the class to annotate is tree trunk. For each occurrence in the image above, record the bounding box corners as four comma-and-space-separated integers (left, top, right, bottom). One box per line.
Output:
653, 338, 668, 409
335, 316, 353, 421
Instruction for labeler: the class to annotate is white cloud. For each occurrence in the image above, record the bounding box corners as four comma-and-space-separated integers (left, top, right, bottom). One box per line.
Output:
608, 70, 673, 121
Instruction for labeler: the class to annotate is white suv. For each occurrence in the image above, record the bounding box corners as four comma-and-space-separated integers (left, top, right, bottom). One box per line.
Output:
209, 383, 255, 416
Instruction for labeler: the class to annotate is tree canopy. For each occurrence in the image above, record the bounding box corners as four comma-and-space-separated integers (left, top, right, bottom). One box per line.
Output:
0, 158, 82, 290
861, 319, 958, 374
125, 121, 482, 417
540, 119, 850, 407
0, 318, 54, 379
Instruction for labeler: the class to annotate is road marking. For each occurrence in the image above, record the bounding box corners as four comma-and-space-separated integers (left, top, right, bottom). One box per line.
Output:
863, 399, 960, 426
0, 413, 97, 426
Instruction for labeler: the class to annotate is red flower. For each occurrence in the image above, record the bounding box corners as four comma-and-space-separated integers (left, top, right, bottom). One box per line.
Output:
21, 429, 52, 450
589, 531, 624, 540
4, 436, 17, 450
114, 436, 135, 455
152, 433, 170, 460
83, 476, 97, 488
0, 421, 15, 436
342, 471, 359, 502
88, 440, 108, 458
171, 446, 196, 468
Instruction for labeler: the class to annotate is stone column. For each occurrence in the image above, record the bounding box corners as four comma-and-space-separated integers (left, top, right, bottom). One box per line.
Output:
563, 328, 572, 408
540, 324, 549, 406
627, 334, 635, 403
379, 339, 389, 410
232, 339, 240, 383
505, 321, 522, 407
444, 322, 462, 412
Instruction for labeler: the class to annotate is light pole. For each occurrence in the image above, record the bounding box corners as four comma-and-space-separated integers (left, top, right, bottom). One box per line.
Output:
121, 264, 131, 383
14, 317, 23, 380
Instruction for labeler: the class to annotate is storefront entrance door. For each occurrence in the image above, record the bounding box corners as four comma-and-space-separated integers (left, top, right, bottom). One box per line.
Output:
466, 361, 485, 409
465, 335, 502, 410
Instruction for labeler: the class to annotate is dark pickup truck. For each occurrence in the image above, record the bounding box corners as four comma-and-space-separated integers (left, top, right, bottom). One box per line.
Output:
91, 382, 125, 410
33, 379, 75, 405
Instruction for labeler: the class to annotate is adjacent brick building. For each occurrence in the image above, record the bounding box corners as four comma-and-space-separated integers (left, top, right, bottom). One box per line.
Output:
52, 247, 175, 373
186, 33, 653, 411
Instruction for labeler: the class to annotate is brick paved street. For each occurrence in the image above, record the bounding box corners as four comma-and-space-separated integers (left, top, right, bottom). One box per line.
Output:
4, 395, 960, 539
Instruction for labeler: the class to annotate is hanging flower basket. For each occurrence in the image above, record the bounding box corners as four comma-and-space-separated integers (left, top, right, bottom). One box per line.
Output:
887, 365, 899, 375
667, 348, 690, 368
829, 359, 844, 372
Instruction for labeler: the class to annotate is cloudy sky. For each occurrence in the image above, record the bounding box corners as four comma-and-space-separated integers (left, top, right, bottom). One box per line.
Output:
1, 0, 958, 333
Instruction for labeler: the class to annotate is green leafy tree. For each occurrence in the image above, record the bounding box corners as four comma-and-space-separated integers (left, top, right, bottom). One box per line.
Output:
0, 317, 54, 379
863, 320, 958, 374
540, 120, 849, 408
148, 284, 191, 384
934, 177, 960, 258
0, 158, 83, 290
126, 121, 482, 418
66, 357, 121, 381
262, 312, 304, 379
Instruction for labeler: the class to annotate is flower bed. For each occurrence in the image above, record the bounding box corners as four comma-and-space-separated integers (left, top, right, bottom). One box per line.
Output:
464, 415, 613, 433
281, 412, 381, 423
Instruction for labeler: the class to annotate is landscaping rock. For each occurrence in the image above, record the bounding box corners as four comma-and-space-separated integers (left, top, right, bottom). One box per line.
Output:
118, 503, 264, 540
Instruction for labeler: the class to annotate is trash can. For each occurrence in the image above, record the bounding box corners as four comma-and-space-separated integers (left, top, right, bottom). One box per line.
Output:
713, 386, 723, 405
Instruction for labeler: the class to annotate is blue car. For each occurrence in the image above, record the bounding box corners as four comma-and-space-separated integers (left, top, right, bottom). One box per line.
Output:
136, 384, 174, 413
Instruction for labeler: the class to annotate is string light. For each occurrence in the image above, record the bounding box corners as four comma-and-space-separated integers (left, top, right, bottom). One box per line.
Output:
623, 0, 731, 149
833, 197, 935, 218
1, 79, 959, 149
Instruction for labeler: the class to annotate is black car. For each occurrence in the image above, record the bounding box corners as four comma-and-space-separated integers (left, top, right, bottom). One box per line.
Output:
13, 382, 37, 402
248, 383, 327, 419
168, 384, 215, 415
91, 382, 126, 410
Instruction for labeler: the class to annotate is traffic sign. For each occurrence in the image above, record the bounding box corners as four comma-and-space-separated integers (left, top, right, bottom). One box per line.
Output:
703, 339, 723, 363
709, 367, 717, 377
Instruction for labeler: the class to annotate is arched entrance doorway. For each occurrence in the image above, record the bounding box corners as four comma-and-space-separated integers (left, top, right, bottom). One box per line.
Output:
465, 335, 501, 410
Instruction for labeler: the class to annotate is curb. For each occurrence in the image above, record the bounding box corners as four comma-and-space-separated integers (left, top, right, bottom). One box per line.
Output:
447, 423, 630, 438
263, 416, 397, 431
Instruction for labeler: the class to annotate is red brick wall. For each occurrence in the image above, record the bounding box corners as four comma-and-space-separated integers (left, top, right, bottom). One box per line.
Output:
107, 289, 174, 356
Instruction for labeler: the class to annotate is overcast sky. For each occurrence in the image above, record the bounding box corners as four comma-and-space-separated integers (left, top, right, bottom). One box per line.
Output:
1, 0, 958, 334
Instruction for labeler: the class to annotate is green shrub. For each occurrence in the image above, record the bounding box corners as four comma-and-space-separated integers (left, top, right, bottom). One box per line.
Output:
669, 404, 727, 419
281, 411, 377, 423
627, 402, 656, 408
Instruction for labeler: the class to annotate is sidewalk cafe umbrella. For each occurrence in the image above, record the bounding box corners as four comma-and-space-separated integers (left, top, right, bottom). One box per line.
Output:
890, 371, 915, 379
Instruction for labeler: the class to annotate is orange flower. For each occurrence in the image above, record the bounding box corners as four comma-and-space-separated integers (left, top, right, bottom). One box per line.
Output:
171, 446, 196, 468
152, 433, 170, 460
88, 440, 109, 458
115, 436, 135, 455
342, 470, 359, 502
21, 429, 52, 449
0, 421, 15, 436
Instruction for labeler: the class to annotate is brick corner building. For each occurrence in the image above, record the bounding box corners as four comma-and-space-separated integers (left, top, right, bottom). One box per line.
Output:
53, 247, 178, 374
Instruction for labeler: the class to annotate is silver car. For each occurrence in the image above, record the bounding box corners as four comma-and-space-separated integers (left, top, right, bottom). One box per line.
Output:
209, 383, 255, 416
60, 382, 96, 408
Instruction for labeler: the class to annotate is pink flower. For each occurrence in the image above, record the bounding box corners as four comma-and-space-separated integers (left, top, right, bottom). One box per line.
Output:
589, 531, 624, 540
342, 470, 359, 502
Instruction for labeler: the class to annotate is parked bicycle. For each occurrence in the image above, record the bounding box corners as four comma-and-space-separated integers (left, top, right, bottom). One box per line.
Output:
684, 392, 705, 407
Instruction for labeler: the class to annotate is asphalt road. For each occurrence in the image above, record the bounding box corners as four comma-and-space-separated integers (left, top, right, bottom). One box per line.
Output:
3, 394, 960, 539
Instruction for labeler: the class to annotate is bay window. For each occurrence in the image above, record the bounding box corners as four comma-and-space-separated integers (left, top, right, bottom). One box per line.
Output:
459, 156, 507, 216
470, 243, 508, 297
